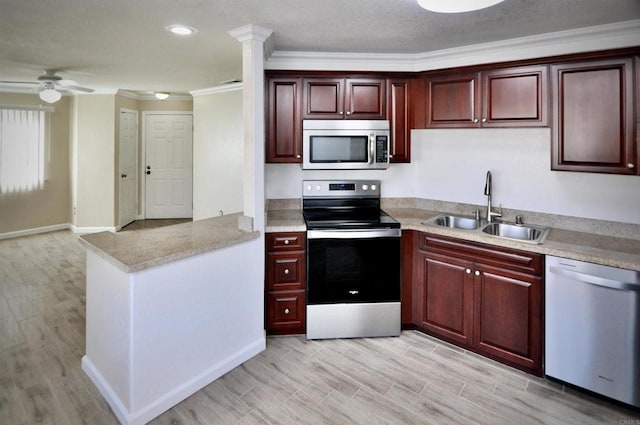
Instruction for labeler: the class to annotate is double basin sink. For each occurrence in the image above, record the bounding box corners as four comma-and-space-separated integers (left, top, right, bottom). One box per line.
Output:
423, 213, 549, 244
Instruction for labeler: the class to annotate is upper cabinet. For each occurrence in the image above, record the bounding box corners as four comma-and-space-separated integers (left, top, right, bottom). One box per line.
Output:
266, 77, 302, 163
426, 65, 548, 128
302, 77, 386, 120
551, 57, 636, 175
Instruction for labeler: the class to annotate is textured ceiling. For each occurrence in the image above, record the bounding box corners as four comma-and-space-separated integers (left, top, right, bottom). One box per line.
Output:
0, 0, 639, 94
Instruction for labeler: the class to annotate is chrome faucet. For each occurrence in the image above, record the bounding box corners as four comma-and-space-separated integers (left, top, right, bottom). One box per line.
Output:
484, 171, 502, 222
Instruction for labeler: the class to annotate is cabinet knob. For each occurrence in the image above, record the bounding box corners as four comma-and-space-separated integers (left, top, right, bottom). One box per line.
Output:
466, 268, 472, 274
628, 163, 635, 169
339, 111, 344, 115
284, 239, 290, 245
481, 118, 487, 123
284, 268, 290, 275
284, 308, 290, 315
346, 111, 352, 115
475, 271, 480, 276
473, 118, 479, 123
296, 154, 301, 159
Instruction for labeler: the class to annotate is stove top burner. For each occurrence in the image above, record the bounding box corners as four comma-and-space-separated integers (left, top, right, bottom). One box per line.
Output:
302, 179, 400, 231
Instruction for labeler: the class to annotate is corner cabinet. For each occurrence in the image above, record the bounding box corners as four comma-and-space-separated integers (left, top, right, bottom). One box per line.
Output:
265, 232, 306, 335
266, 77, 302, 163
551, 57, 637, 174
302, 77, 386, 120
425, 65, 548, 128
413, 232, 543, 376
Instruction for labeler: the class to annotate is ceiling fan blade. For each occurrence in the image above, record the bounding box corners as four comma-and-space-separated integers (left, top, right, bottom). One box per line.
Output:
56, 80, 94, 92
0, 81, 39, 86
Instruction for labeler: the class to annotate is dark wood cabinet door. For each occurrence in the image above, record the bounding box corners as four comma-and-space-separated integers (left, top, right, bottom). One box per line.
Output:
387, 78, 411, 162
551, 58, 636, 174
266, 77, 302, 163
266, 290, 306, 335
426, 72, 480, 127
481, 65, 548, 127
266, 252, 306, 292
302, 78, 344, 119
415, 251, 474, 346
345, 78, 386, 119
473, 268, 542, 375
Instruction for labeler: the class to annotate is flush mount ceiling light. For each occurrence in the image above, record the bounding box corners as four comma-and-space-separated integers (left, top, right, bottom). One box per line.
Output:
154, 92, 170, 100
166, 24, 197, 36
39, 84, 62, 103
417, 0, 504, 13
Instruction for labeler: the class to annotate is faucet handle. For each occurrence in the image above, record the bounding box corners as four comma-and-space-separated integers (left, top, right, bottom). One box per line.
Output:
473, 209, 480, 220
515, 215, 524, 225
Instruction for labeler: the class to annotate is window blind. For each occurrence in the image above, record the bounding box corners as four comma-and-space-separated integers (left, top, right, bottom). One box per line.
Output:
0, 108, 46, 193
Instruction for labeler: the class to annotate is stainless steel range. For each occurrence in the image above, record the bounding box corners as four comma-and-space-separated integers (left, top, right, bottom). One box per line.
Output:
302, 180, 401, 340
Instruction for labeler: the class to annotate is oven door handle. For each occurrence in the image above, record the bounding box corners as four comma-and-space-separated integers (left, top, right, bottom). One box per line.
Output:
308, 228, 401, 239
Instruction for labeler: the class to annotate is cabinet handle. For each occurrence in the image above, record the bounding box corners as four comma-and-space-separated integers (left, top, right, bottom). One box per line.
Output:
473, 118, 479, 123
628, 163, 635, 169
284, 308, 290, 315
475, 271, 480, 276
284, 268, 290, 275
466, 268, 472, 274
284, 239, 290, 245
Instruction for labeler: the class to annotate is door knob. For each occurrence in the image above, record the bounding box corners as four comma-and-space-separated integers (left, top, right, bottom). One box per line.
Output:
146, 170, 151, 175
121, 174, 127, 178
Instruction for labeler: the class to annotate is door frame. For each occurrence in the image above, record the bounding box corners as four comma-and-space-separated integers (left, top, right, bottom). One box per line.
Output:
118, 108, 139, 230
141, 111, 193, 219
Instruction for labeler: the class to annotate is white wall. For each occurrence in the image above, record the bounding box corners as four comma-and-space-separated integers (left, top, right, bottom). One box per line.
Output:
265, 128, 640, 225
192, 88, 244, 220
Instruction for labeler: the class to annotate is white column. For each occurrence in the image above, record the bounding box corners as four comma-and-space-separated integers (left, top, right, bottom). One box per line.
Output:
227, 24, 273, 232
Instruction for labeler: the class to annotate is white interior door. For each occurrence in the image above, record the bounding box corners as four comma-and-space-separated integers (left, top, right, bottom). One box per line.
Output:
119, 110, 138, 228
145, 114, 193, 218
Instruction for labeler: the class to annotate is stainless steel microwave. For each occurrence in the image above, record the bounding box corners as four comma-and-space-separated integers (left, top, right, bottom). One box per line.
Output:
302, 120, 390, 170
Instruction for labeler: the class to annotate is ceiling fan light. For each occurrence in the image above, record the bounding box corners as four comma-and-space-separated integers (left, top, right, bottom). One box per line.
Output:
154, 92, 170, 100
39, 88, 62, 103
417, 0, 504, 13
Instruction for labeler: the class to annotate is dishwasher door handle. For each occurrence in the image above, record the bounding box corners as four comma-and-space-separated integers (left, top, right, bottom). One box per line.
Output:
549, 266, 640, 292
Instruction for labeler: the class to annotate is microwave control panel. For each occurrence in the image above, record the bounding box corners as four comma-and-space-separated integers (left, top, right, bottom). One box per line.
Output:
376, 135, 389, 163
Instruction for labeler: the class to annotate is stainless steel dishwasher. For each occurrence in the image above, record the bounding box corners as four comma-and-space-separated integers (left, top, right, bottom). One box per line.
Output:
545, 255, 640, 408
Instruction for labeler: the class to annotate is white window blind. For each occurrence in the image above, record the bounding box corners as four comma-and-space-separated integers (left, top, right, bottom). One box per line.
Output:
0, 108, 46, 193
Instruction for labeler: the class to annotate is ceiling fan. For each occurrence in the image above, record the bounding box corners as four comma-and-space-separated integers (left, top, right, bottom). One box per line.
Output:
0, 69, 94, 103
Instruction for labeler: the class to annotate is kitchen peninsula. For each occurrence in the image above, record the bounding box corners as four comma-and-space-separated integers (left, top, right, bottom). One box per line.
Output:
79, 214, 264, 425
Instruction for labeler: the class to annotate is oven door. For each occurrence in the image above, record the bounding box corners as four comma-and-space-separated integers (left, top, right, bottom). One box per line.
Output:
306, 228, 401, 305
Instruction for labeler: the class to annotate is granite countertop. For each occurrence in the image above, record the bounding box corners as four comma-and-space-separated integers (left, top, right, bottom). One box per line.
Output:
264, 205, 640, 272
80, 213, 260, 273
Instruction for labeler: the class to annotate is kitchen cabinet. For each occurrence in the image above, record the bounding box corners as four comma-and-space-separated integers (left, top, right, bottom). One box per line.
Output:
425, 65, 548, 128
266, 76, 302, 163
265, 232, 306, 334
551, 57, 637, 174
387, 78, 412, 162
302, 77, 386, 120
414, 233, 543, 375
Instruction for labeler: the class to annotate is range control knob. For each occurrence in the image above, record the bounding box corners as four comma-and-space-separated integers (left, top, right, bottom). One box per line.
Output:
306, 185, 312, 192
316, 185, 322, 191
371, 184, 377, 191
362, 184, 369, 191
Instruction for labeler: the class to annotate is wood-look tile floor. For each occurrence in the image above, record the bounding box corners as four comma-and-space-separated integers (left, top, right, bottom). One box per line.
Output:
1, 230, 638, 425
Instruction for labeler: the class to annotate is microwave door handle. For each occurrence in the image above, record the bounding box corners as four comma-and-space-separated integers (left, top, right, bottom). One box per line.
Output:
369, 134, 374, 164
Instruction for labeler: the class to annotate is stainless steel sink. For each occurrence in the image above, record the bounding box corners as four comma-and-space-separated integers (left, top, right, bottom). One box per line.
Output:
422, 214, 485, 230
480, 222, 549, 244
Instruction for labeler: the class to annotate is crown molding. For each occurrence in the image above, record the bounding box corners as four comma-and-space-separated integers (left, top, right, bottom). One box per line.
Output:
265, 19, 640, 72
116, 90, 192, 100
190, 82, 243, 97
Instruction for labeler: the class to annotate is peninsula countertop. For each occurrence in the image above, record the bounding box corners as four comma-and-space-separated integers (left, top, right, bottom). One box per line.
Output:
80, 213, 260, 273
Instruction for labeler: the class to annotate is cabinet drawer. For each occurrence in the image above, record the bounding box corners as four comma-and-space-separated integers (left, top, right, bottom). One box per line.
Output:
418, 233, 543, 276
266, 232, 306, 251
266, 252, 306, 291
266, 290, 306, 334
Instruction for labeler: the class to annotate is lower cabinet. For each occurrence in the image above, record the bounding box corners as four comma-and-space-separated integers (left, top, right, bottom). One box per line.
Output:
265, 232, 306, 335
411, 231, 543, 375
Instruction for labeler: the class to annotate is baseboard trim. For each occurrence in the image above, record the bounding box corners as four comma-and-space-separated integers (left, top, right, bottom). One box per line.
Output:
82, 336, 266, 425
0, 223, 70, 240
70, 225, 117, 234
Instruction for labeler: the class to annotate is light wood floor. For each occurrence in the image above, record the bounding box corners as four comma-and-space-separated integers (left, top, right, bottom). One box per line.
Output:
1, 230, 638, 425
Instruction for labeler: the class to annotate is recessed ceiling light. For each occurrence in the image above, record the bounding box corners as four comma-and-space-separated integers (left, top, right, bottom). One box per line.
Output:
166, 25, 197, 36
417, 0, 504, 13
